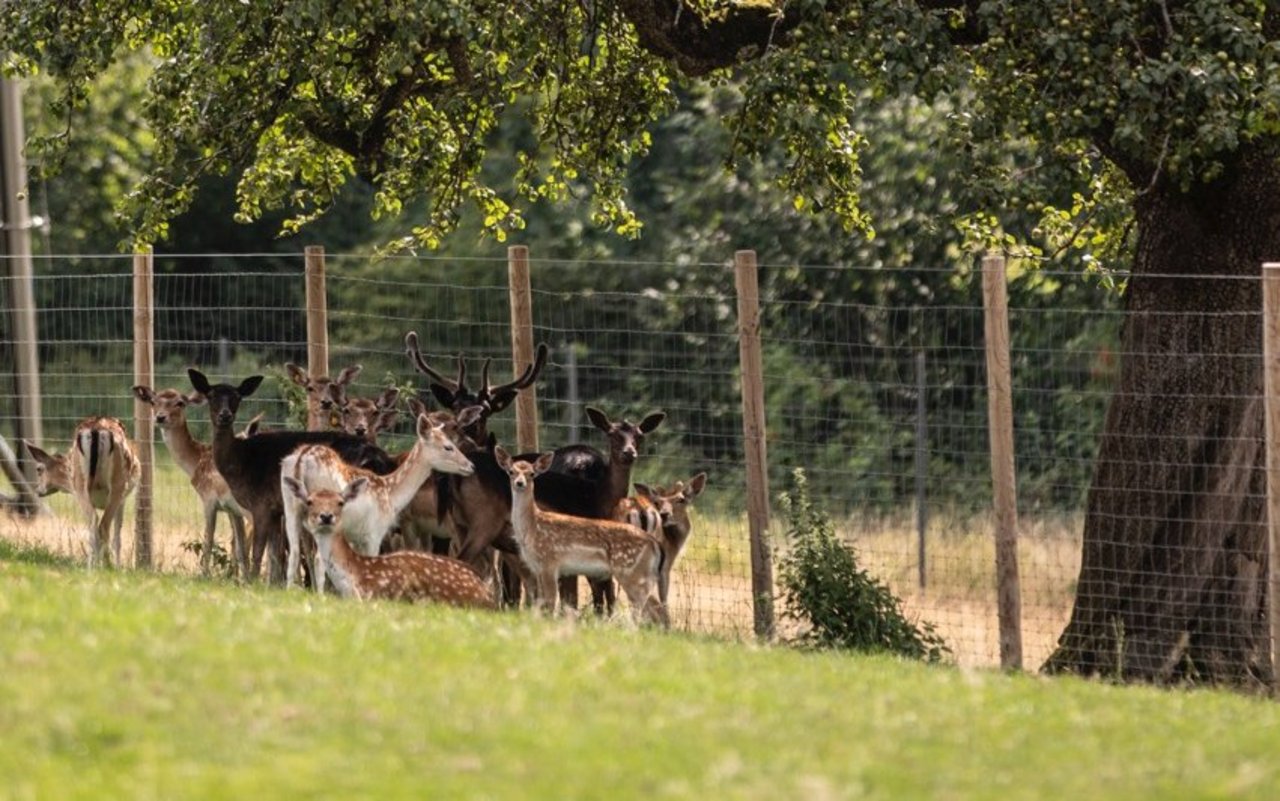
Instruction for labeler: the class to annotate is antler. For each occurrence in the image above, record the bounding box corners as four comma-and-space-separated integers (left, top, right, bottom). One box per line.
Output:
405, 331, 458, 391
484, 343, 549, 411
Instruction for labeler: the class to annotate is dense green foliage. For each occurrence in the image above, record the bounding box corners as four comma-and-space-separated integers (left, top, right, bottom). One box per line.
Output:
3, 554, 1280, 798
778, 469, 950, 660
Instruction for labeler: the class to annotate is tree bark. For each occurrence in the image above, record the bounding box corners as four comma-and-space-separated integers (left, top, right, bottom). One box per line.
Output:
1043, 146, 1280, 687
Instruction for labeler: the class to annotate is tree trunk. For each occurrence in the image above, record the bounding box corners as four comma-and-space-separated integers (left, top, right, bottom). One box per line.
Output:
1043, 148, 1280, 687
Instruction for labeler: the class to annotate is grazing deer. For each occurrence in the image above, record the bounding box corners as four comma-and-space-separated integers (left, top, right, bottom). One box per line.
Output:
285, 362, 363, 431
495, 446, 668, 626
281, 407, 477, 592
284, 477, 494, 608
339, 386, 401, 443
404, 331, 547, 443
187, 368, 396, 583
132, 385, 250, 578
634, 473, 707, 605
23, 417, 140, 568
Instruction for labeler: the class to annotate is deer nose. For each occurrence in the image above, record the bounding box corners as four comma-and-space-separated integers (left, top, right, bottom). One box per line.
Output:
216, 411, 234, 425
354, 426, 367, 436
318, 513, 335, 525
155, 414, 168, 424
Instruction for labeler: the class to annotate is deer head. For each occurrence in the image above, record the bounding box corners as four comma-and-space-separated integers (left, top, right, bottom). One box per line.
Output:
188, 368, 264, 430
286, 362, 362, 426
339, 386, 401, 441
635, 472, 707, 534
133, 385, 206, 432
404, 331, 548, 439
585, 407, 666, 466
283, 476, 369, 536
494, 445, 554, 493
406, 396, 484, 452
20, 441, 67, 496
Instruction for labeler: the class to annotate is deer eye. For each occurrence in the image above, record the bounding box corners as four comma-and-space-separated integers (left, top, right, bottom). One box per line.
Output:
443, 444, 455, 452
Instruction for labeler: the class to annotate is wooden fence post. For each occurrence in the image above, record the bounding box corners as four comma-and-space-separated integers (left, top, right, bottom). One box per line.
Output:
1261, 262, 1280, 688
305, 246, 329, 384
982, 252, 1023, 670
132, 247, 154, 568
734, 250, 775, 639
508, 245, 539, 455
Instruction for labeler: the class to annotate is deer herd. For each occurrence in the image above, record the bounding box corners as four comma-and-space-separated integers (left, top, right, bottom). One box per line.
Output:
19, 333, 707, 628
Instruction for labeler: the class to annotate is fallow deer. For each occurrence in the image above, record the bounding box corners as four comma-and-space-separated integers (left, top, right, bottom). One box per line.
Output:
187, 368, 395, 583
495, 446, 668, 627
634, 473, 707, 605
284, 477, 494, 609
339, 386, 400, 443
285, 362, 363, 431
23, 417, 140, 568
132, 385, 250, 578
281, 408, 477, 592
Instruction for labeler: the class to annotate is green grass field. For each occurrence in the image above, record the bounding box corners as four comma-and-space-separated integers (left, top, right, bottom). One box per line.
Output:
2, 540, 1279, 800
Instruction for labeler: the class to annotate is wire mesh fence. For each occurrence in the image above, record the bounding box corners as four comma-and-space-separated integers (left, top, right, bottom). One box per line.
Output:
0, 249, 1156, 668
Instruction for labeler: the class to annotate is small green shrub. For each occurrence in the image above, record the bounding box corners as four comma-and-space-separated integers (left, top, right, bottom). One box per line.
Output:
777, 469, 950, 663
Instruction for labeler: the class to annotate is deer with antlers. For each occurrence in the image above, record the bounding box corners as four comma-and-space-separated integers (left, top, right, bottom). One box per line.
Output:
495, 446, 668, 626
284, 477, 494, 608
285, 362, 363, 431
133, 385, 251, 578
24, 417, 140, 568
281, 407, 478, 591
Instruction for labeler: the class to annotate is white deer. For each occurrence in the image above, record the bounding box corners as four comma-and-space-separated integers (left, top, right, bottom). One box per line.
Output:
495, 446, 668, 626
283, 477, 495, 609
24, 417, 140, 568
133, 385, 250, 578
281, 409, 478, 591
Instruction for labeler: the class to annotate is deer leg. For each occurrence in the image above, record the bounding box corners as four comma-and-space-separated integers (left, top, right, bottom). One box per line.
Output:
588, 578, 616, 617
283, 498, 304, 590
557, 576, 579, 612
229, 512, 249, 581
535, 569, 560, 616
110, 499, 126, 569
264, 512, 286, 586
248, 509, 269, 581
202, 503, 218, 575
310, 534, 325, 594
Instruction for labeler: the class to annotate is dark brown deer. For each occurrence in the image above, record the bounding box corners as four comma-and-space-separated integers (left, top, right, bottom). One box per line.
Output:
187, 368, 395, 584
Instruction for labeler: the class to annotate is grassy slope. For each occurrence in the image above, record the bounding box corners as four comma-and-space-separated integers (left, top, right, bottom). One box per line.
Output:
1, 549, 1279, 800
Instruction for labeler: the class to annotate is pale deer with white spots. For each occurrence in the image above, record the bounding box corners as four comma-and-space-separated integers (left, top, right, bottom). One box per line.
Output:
23, 417, 140, 568
283, 477, 494, 609
496, 446, 668, 627
133, 385, 250, 578
281, 409, 477, 591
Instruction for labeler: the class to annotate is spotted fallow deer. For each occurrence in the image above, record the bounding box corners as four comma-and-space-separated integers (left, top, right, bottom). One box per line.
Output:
285, 362, 363, 431
23, 417, 140, 568
633, 473, 707, 605
495, 446, 668, 627
281, 408, 477, 592
133, 385, 251, 578
283, 477, 495, 609
339, 386, 401, 443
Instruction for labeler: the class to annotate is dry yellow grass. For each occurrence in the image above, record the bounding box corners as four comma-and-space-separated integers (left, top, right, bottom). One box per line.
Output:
1, 471, 1082, 669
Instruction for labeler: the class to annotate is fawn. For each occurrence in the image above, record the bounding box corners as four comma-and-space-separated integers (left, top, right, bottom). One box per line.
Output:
133, 385, 250, 577
495, 446, 668, 626
24, 417, 140, 568
281, 408, 477, 591
283, 477, 494, 609
634, 473, 707, 604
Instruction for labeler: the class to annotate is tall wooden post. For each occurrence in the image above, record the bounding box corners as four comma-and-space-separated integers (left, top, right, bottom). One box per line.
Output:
132, 248, 155, 568
305, 246, 329, 383
1, 78, 43, 477
982, 253, 1023, 670
508, 245, 539, 455
1261, 262, 1280, 687
735, 250, 775, 639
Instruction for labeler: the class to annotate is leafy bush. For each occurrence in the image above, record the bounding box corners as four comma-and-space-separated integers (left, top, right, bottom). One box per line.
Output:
777, 469, 950, 662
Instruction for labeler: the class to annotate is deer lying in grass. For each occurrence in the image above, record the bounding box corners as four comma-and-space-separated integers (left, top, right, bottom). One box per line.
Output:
187, 368, 395, 583
286, 362, 363, 431
339, 386, 400, 443
633, 473, 707, 605
281, 407, 478, 591
133, 385, 251, 578
24, 417, 140, 568
284, 477, 494, 609
496, 446, 668, 626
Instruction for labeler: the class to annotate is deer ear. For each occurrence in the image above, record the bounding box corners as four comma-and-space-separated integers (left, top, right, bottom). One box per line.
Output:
185, 392, 208, 406
407, 396, 428, 418
494, 445, 512, 471
456, 405, 484, 429
633, 482, 656, 501
376, 408, 399, 430
343, 478, 369, 502
238, 375, 265, 397
188, 368, 212, 395
639, 412, 666, 434
377, 387, 401, 409
335, 364, 363, 386
533, 452, 555, 475
686, 472, 707, 497
132, 385, 154, 403
21, 440, 50, 463
282, 476, 307, 503
415, 412, 433, 439
285, 363, 308, 386
586, 406, 611, 433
